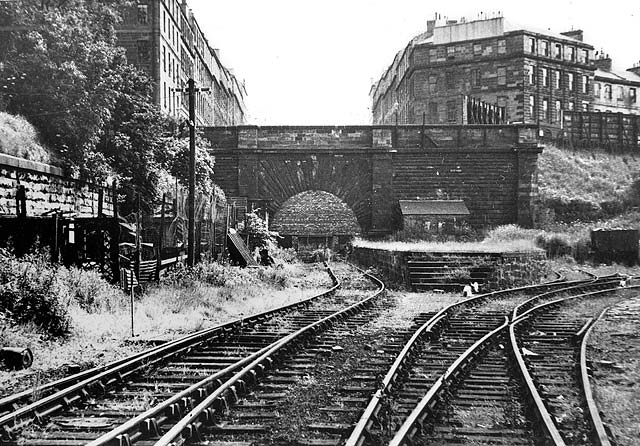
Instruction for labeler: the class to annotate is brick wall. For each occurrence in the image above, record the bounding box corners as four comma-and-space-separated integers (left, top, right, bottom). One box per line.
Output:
0, 154, 113, 218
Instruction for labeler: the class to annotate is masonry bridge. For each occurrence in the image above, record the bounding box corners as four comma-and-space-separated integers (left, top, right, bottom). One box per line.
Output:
202, 125, 543, 240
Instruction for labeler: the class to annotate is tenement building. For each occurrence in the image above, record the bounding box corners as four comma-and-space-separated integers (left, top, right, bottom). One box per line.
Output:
117, 0, 248, 126
592, 56, 640, 114
371, 15, 639, 134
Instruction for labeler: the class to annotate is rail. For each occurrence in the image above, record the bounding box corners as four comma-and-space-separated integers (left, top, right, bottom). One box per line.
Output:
344, 277, 585, 446
0, 263, 340, 438
150, 268, 385, 446
388, 318, 508, 446
509, 283, 638, 446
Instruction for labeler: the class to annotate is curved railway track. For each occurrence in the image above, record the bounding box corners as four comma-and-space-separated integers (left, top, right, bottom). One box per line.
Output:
0, 264, 351, 443
3, 264, 636, 446
380, 278, 634, 446
347, 274, 625, 446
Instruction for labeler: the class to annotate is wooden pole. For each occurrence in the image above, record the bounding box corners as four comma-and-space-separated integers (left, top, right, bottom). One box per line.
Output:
187, 78, 196, 267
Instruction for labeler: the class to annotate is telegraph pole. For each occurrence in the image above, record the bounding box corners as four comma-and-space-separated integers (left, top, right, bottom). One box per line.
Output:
187, 78, 196, 267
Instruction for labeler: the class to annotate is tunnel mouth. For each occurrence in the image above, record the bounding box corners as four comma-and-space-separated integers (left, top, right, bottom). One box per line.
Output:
271, 190, 361, 240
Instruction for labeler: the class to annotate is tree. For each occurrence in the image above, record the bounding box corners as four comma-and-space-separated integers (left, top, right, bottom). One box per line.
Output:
0, 1, 130, 176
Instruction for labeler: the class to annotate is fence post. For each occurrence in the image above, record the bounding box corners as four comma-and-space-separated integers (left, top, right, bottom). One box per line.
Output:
16, 185, 26, 218
156, 193, 165, 282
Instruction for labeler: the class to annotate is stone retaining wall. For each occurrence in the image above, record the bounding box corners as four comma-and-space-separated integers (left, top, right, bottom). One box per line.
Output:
0, 153, 113, 218
351, 246, 550, 290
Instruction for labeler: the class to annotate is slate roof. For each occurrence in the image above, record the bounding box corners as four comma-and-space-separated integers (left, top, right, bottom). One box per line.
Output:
399, 200, 470, 216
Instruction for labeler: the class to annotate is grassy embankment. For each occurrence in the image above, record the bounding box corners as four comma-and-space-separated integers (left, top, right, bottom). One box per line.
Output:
0, 251, 331, 395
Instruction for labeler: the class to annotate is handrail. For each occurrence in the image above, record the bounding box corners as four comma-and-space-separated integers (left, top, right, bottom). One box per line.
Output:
0, 264, 340, 436
388, 318, 509, 446
152, 269, 385, 446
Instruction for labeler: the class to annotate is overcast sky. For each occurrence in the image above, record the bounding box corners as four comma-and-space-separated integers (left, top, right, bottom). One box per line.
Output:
188, 0, 639, 125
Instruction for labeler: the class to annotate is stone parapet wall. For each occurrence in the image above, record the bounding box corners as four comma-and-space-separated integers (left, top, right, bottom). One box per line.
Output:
0, 153, 113, 218
351, 246, 550, 290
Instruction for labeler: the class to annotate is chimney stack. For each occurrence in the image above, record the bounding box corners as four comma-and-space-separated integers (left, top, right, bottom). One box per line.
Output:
594, 54, 612, 71
627, 62, 640, 77
560, 29, 584, 41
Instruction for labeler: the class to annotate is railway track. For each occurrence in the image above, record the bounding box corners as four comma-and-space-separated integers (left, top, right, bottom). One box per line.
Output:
376, 278, 633, 446
0, 263, 354, 443
3, 265, 635, 446
346, 275, 625, 446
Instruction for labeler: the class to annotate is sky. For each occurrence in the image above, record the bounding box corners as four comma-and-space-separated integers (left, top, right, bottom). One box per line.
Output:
188, 0, 640, 125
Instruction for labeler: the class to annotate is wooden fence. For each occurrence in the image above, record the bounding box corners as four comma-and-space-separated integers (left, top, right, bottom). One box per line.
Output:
559, 111, 640, 152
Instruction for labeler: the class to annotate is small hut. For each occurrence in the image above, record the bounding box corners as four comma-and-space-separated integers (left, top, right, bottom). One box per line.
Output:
399, 200, 470, 236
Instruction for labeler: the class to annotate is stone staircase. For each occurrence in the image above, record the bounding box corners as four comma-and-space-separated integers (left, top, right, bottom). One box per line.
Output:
407, 254, 495, 292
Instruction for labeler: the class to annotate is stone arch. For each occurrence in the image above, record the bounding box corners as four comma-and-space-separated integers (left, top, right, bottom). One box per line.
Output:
271, 190, 361, 238
254, 155, 372, 231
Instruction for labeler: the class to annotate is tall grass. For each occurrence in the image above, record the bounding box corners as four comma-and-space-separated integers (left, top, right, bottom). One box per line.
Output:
0, 112, 51, 163
538, 144, 640, 223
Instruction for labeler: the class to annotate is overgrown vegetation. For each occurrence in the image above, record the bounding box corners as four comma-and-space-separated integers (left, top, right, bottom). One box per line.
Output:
537, 145, 640, 225
0, 1, 216, 213
0, 248, 124, 337
0, 112, 50, 163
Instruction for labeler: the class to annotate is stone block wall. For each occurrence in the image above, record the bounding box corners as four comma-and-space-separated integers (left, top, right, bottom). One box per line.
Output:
351, 246, 550, 290
0, 154, 113, 218
203, 125, 543, 235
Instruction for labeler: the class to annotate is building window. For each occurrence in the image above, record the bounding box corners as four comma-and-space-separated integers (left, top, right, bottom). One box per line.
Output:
568, 72, 575, 91
554, 70, 561, 89
168, 54, 172, 77
445, 71, 455, 89
582, 102, 589, 112
471, 69, 481, 88
163, 82, 167, 108
582, 49, 589, 63
136, 40, 150, 63
594, 82, 601, 98
163, 10, 166, 33
526, 65, 536, 85
555, 100, 562, 123
618, 86, 625, 101
582, 75, 589, 94
498, 40, 506, 54
497, 67, 506, 86
541, 40, 549, 56
528, 37, 536, 54
429, 102, 438, 122
473, 43, 482, 55
554, 43, 562, 59
605, 84, 612, 100
446, 100, 457, 122
529, 95, 536, 119
568, 101, 575, 111
428, 75, 438, 94
568, 47, 576, 62
543, 98, 549, 121
162, 45, 166, 72
137, 5, 148, 24
542, 68, 549, 87
447, 46, 455, 59
631, 88, 637, 103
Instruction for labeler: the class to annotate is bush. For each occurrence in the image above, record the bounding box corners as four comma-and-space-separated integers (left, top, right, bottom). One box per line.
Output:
573, 237, 592, 264
61, 267, 125, 313
535, 233, 572, 258
0, 254, 71, 337
484, 224, 542, 242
